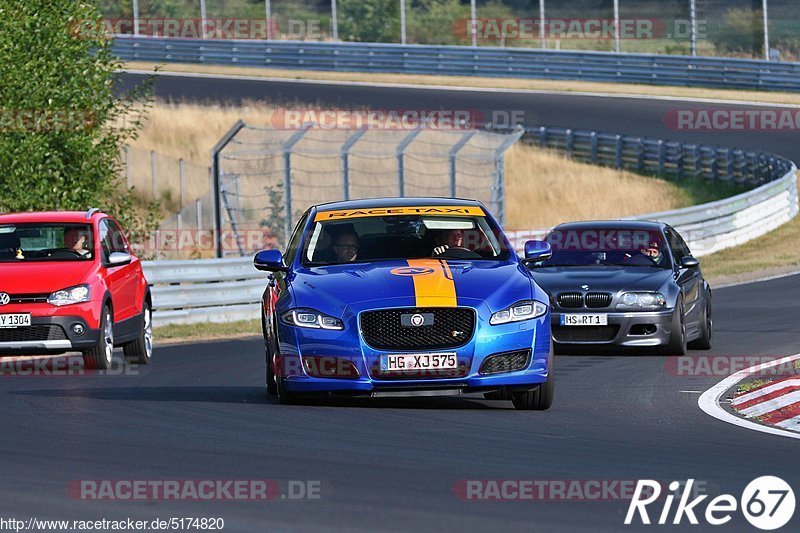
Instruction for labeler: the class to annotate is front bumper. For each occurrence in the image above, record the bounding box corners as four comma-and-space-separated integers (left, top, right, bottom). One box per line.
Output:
275, 315, 552, 396
0, 303, 101, 355
551, 309, 674, 347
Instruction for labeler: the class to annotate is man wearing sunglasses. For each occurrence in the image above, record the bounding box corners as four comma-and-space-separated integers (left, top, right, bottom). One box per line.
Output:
332, 230, 360, 263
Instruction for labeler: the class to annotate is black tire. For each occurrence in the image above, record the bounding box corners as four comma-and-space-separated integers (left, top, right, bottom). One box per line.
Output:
511, 348, 554, 411
123, 301, 153, 365
264, 316, 277, 396
688, 297, 713, 350
83, 305, 114, 370
663, 298, 687, 356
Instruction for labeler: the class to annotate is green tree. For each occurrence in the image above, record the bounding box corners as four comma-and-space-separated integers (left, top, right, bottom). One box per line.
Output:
0, 0, 158, 239
339, 0, 400, 43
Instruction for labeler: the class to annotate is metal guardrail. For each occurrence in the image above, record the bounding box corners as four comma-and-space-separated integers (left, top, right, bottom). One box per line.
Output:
114, 35, 800, 92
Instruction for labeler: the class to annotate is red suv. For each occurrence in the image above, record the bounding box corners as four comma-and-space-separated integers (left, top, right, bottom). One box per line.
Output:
0, 209, 152, 369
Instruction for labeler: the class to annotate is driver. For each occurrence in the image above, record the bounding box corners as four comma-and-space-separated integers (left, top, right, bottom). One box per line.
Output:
625, 240, 663, 266
432, 229, 467, 256
64, 227, 91, 257
331, 230, 360, 263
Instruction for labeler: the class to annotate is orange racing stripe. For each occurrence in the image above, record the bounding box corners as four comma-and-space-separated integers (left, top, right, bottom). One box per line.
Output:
405, 259, 457, 308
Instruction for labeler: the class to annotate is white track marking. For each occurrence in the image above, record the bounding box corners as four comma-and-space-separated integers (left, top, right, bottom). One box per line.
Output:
776, 416, 800, 431
698, 353, 800, 440
739, 390, 800, 417
121, 68, 800, 109
731, 378, 800, 406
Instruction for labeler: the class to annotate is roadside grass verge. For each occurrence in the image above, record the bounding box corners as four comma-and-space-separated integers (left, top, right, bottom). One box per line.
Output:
155, 319, 260, 343
124, 61, 800, 107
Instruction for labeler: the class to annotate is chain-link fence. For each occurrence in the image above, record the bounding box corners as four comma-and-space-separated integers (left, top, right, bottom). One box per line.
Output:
101, 1, 798, 60
210, 122, 523, 257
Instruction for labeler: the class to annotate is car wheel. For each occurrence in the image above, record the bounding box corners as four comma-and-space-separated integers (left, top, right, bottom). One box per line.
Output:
688, 297, 712, 350
83, 305, 114, 370
663, 298, 687, 356
264, 316, 277, 396
123, 301, 153, 365
511, 349, 554, 411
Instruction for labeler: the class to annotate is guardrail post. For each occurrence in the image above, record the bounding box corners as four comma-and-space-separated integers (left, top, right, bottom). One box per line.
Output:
448, 131, 477, 198
725, 149, 734, 181
282, 123, 313, 246
396, 128, 422, 197
211, 120, 247, 258
637, 139, 645, 173
589, 132, 598, 164
657, 140, 665, 176
693, 146, 702, 178
677, 144, 685, 179
341, 129, 367, 201
711, 148, 720, 180
565, 129, 574, 158
539, 126, 547, 148
196, 199, 202, 231
615, 135, 623, 169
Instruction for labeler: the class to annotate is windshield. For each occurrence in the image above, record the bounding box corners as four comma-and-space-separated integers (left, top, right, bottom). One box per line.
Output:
536, 227, 670, 269
302, 207, 511, 266
0, 223, 94, 262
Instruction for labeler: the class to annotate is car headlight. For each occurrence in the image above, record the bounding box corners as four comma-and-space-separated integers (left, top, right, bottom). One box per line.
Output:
282, 309, 344, 330
48, 285, 90, 306
616, 292, 666, 310
490, 300, 548, 325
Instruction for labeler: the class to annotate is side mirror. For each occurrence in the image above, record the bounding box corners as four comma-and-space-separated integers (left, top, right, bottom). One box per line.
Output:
523, 240, 552, 263
254, 250, 288, 272
680, 256, 700, 269
107, 252, 132, 266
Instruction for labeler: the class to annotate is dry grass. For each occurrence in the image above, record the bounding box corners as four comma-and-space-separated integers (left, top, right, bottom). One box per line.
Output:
128, 101, 692, 229
505, 145, 687, 228
126, 61, 800, 107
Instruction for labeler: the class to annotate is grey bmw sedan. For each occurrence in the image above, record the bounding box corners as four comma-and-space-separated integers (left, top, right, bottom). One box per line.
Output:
530, 221, 712, 355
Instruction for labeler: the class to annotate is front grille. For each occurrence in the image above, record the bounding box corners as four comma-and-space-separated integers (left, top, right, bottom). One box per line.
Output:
360, 307, 475, 350
552, 325, 619, 343
585, 292, 612, 308
557, 292, 584, 308
0, 325, 67, 343
479, 349, 531, 375
8, 293, 49, 304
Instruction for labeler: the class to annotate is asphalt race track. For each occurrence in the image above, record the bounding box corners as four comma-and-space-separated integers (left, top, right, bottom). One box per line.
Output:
2, 74, 796, 531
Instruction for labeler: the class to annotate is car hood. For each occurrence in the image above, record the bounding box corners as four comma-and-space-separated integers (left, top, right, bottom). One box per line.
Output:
530, 266, 674, 294
288, 259, 536, 315
0, 261, 97, 294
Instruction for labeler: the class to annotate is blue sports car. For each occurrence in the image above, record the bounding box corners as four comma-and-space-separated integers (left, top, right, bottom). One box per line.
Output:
254, 198, 554, 410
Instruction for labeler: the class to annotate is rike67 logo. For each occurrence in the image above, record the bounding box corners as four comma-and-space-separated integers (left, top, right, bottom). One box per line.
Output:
625, 477, 795, 530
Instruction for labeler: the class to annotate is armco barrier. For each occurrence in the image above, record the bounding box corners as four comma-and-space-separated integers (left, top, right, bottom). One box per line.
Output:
113, 35, 800, 92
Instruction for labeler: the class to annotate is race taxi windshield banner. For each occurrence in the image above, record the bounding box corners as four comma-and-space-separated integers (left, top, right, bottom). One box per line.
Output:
314, 206, 486, 222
